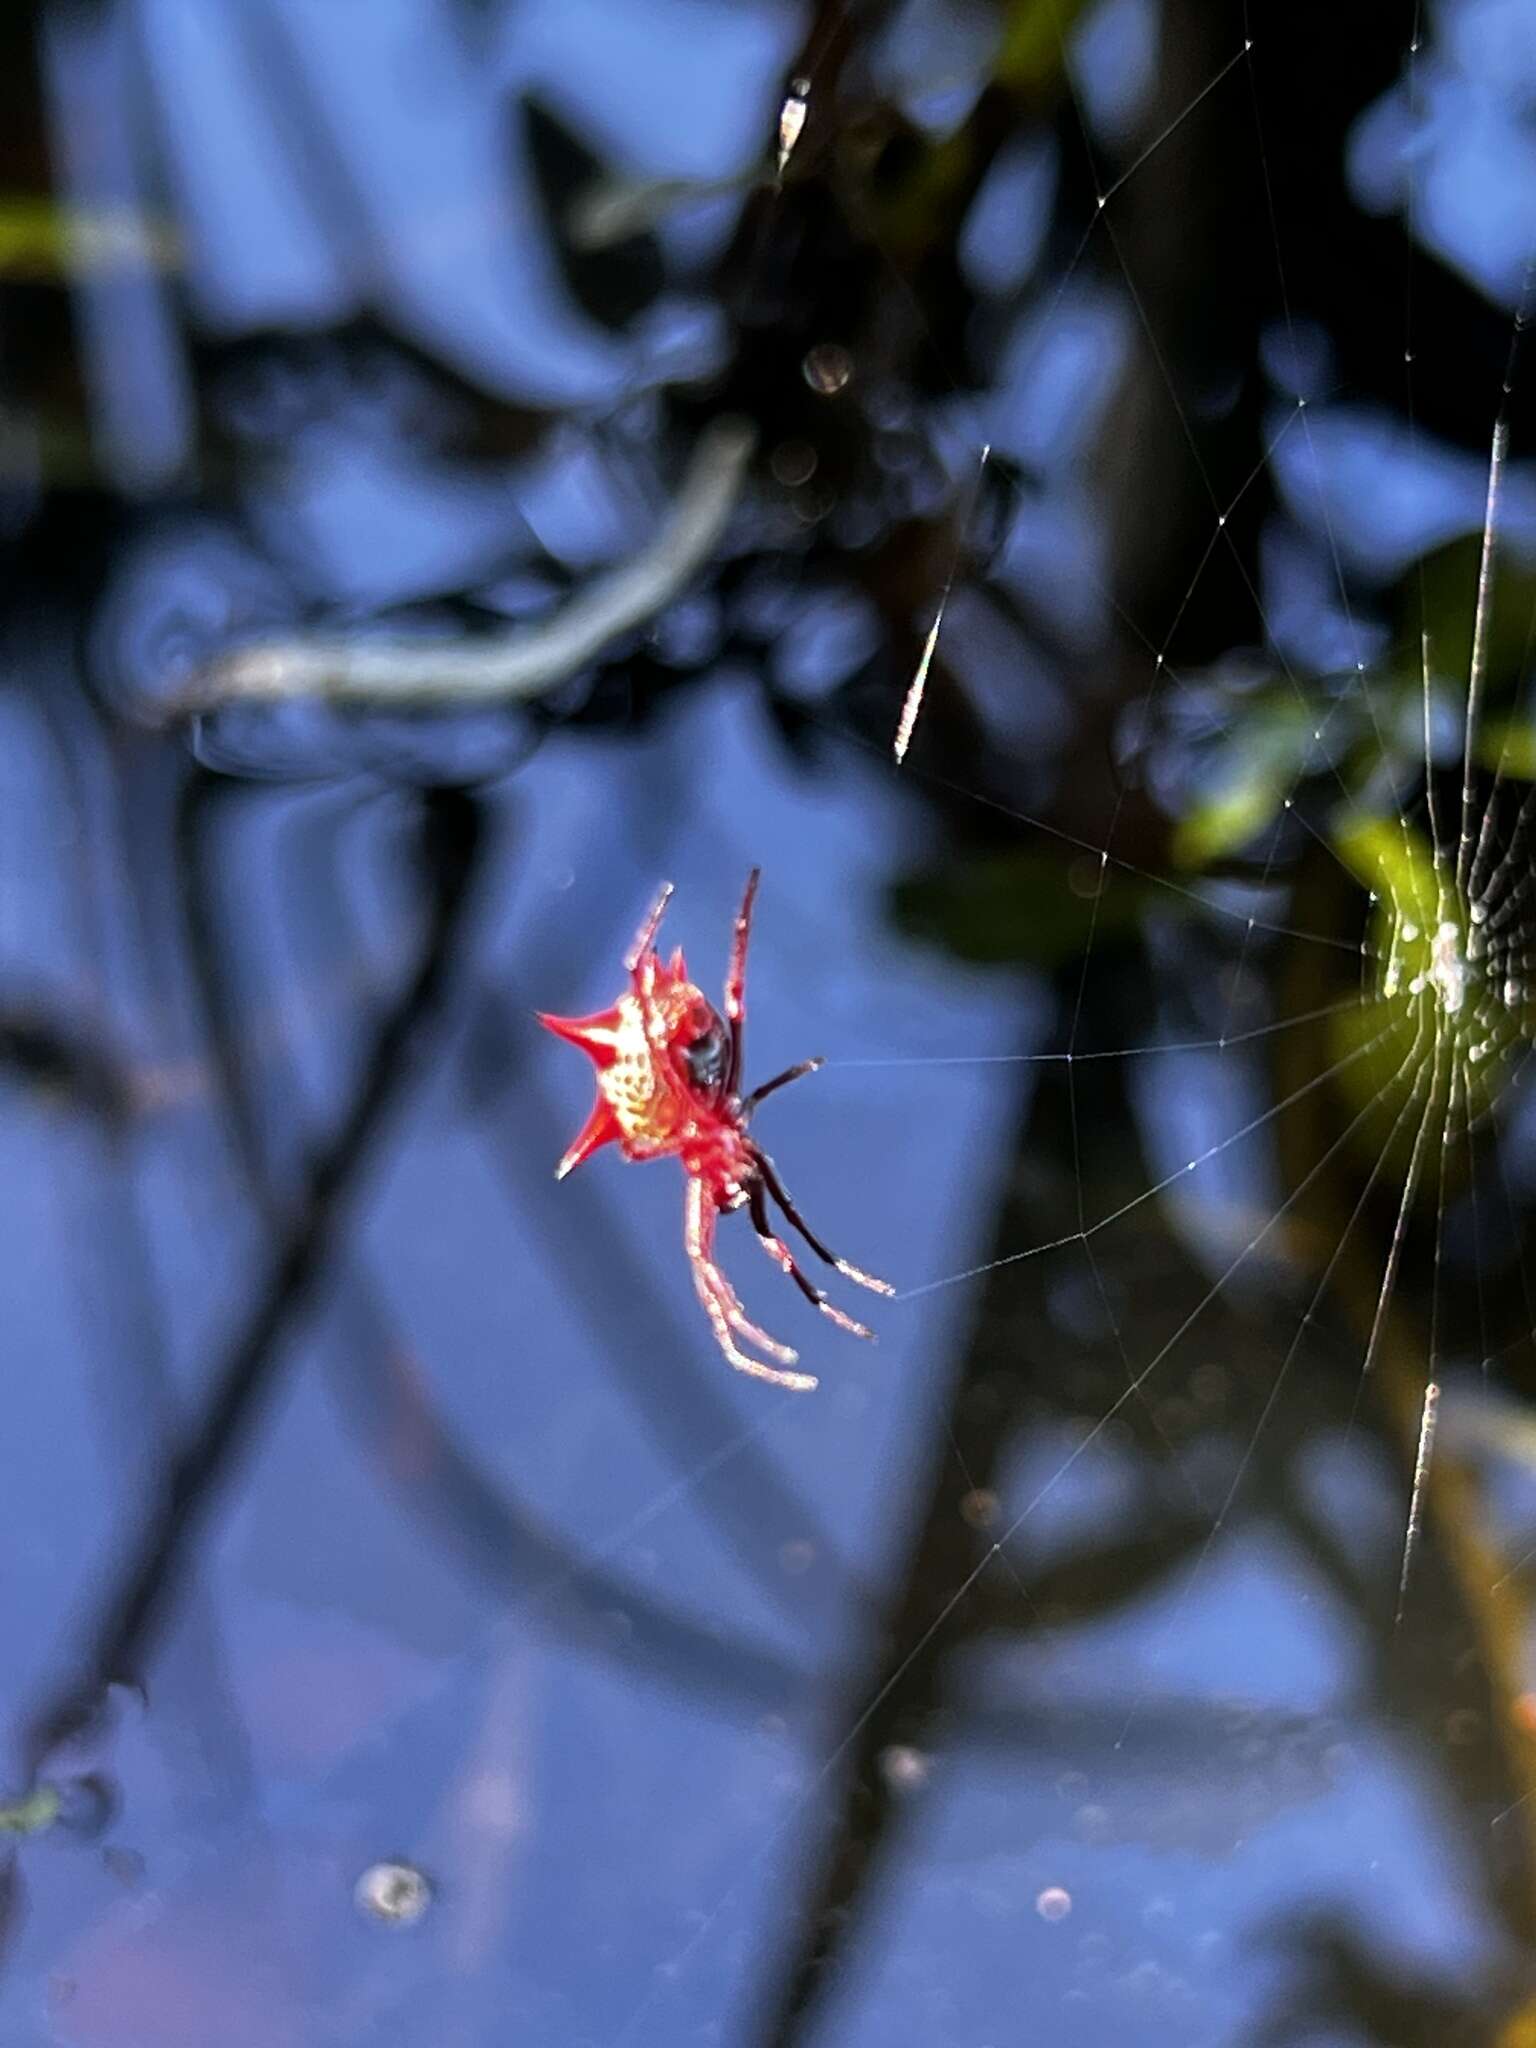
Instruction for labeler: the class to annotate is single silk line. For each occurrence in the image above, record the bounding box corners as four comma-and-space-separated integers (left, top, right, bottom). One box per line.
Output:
887, 35, 1257, 766
897, 1010, 1397, 1300
830, 993, 1362, 1069
1113, 1004, 1438, 1755
1096, 40, 1252, 210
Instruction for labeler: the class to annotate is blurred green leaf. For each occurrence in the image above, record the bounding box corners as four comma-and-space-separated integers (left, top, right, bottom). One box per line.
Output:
1173, 693, 1328, 869
997, 0, 1088, 88
1476, 716, 1536, 781
1331, 810, 1443, 933
0, 197, 178, 278
0, 1785, 59, 1838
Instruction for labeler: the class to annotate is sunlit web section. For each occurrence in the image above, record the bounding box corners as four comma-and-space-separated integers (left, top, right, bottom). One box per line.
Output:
888, 36, 1256, 768
619, 6, 1536, 2036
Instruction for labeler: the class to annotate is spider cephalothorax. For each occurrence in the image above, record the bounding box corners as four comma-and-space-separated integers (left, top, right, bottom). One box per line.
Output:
538, 869, 891, 1390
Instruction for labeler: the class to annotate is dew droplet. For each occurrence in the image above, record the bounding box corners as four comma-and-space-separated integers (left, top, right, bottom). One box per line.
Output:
802, 343, 853, 395
355, 1860, 432, 1927
880, 1745, 931, 1791
960, 1487, 999, 1530
770, 438, 818, 487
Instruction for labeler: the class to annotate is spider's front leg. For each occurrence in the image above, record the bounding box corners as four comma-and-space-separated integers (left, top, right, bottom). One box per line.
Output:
744, 1057, 823, 1113
624, 881, 674, 973
723, 866, 760, 1098
684, 1178, 817, 1392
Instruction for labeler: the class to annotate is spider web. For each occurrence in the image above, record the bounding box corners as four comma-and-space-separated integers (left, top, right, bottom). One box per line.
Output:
600, 4, 1536, 2043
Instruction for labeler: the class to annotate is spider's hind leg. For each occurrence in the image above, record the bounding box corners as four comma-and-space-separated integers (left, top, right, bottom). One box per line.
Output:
748, 1183, 876, 1341
685, 1180, 817, 1391
754, 1148, 895, 1297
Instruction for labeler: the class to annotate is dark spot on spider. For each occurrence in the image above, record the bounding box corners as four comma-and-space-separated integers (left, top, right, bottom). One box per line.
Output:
683, 1015, 730, 1092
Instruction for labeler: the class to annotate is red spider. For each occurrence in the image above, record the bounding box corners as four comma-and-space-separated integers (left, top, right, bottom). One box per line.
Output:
537, 869, 892, 1391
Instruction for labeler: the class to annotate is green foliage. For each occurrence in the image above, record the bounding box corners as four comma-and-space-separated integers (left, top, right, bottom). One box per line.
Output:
1172, 690, 1330, 868
0, 1784, 59, 1837
0, 197, 177, 277
996, 0, 1091, 90
1331, 811, 1443, 936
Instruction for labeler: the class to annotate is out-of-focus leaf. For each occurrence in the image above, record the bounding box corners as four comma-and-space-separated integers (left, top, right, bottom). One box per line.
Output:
1332, 810, 1443, 933
0, 1786, 59, 1838
854, 118, 981, 260
1175, 769, 1282, 869
1476, 716, 1536, 781
0, 197, 178, 277
893, 848, 1158, 966
1173, 694, 1327, 869
997, 0, 1090, 89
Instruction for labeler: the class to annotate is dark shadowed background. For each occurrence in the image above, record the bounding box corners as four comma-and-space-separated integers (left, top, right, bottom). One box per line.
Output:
2, 1, 1536, 2043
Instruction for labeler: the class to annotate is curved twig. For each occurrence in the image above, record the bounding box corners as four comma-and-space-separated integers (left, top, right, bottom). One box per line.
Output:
165, 418, 756, 720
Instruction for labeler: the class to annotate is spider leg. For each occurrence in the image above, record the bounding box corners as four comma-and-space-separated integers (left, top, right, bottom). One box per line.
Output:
685, 1179, 817, 1391
723, 867, 760, 1098
626, 889, 689, 1106
744, 1057, 823, 1112
633, 950, 675, 1071
753, 1146, 896, 1297
624, 881, 675, 974
697, 1227, 804, 1368
747, 1182, 875, 1340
